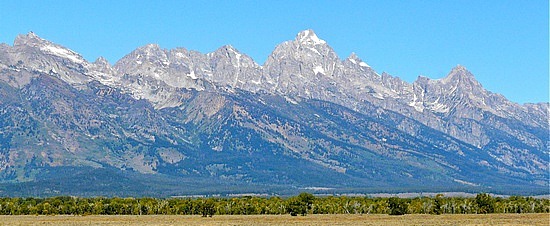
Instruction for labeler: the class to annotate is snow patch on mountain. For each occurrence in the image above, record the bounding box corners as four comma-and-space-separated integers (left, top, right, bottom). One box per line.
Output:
187, 70, 198, 79
40, 44, 85, 64
313, 65, 325, 75
297, 29, 327, 45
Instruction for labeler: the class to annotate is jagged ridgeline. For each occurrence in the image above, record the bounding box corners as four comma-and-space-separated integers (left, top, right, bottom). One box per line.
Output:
0, 30, 547, 196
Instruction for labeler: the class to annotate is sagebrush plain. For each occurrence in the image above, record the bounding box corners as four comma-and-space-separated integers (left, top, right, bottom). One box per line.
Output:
1, 213, 548, 226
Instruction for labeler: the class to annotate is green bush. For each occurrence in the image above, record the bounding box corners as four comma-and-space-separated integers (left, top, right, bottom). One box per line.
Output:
388, 197, 408, 215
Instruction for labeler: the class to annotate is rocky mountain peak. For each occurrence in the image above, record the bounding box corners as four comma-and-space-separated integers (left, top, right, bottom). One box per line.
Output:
7, 32, 91, 87
90, 56, 116, 76
444, 65, 474, 81
13, 31, 45, 47
413, 66, 481, 92
210, 45, 259, 68
441, 65, 482, 90
345, 52, 371, 68
217, 44, 237, 52
114, 43, 169, 74
94, 56, 110, 66
211, 45, 239, 58
266, 29, 337, 61
135, 44, 164, 57
347, 52, 360, 61
116, 43, 167, 64
296, 29, 326, 45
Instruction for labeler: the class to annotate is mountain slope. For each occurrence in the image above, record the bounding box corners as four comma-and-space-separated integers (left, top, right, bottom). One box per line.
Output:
0, 31, 547, 196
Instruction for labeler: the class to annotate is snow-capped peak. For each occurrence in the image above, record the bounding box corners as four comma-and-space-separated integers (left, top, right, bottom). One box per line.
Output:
13, 32, 87, 64
296, 29, 326, 45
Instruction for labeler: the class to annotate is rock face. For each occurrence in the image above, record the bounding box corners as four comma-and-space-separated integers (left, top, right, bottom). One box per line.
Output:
0, 30, 547, 196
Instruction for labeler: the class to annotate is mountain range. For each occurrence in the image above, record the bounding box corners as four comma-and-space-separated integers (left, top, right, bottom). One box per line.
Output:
0, 30, 547, 196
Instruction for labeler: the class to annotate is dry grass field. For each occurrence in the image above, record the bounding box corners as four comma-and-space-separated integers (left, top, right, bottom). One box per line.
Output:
0, 213, 548, 226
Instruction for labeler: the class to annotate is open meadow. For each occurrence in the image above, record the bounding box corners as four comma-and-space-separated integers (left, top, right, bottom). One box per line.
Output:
0, 213, 548, 226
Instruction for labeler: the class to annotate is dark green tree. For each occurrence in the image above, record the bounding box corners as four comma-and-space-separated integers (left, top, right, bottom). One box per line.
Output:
475, 193, 495, 214
388, 197, 408, 215
286, 197, 306, 216
286, 193, 315, 216
433, 194, 445, 214
199, 199, 215, 217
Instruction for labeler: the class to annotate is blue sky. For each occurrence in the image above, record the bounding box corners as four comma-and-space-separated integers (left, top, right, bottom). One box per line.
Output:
0, 0, 548, 103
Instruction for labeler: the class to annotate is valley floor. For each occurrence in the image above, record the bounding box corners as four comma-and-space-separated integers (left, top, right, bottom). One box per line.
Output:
0, 213, 548, 226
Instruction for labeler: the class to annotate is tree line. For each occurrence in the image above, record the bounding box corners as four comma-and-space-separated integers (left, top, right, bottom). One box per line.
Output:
0, 193, 547, 216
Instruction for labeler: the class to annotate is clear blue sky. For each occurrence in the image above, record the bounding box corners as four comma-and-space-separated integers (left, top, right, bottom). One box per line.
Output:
0, 0, 548, 103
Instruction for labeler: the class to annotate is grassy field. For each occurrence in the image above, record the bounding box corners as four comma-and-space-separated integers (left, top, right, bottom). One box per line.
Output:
0, 213, 548, 226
